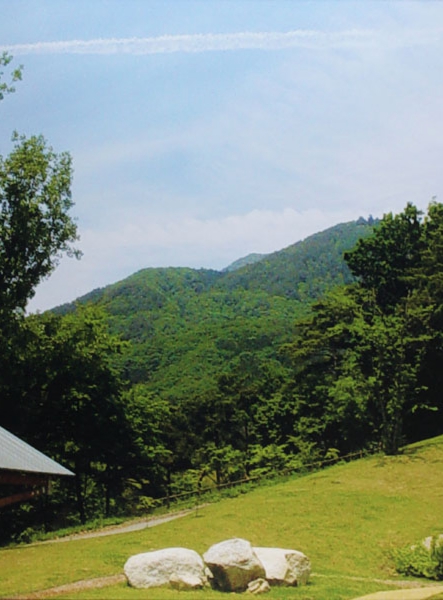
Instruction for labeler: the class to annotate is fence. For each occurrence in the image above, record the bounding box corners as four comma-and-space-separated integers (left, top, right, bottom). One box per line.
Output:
146, 448, 370, 515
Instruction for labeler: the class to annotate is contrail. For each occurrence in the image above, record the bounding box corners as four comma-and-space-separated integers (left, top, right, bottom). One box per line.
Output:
0, 30, 383, 56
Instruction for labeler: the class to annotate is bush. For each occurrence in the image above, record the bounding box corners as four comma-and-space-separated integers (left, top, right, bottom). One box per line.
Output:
394, 535, 443, 580
135, 496, 159, 513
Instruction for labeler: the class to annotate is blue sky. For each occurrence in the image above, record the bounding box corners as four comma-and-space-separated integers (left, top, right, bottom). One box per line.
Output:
1, 1, 443, 311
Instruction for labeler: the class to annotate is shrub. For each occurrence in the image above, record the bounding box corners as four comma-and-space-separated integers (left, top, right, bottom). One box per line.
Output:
394, 535, 443, 580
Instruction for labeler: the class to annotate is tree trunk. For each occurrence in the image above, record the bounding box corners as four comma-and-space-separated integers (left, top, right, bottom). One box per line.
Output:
75, 473, 86, 524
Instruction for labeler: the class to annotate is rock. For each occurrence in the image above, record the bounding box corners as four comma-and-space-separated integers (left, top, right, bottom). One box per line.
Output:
169, 573, 205, 590
203, 538, 266, 592
247, 578, 271, 594
422, 534, 443, 552
253, 547, 311, 586
124, 547, 209, 590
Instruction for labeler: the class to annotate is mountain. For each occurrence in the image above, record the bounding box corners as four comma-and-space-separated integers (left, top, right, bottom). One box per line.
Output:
57, 218, 376, 400
217, 219, 375, 300
222, 253, 267, 272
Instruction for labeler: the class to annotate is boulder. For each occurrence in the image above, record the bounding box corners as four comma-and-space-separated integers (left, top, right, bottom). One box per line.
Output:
203, 538, 265, 592
253, 547, 311, 586
247, 578, 271, 594
124, 547, 209, 590
422, 534, 443, 552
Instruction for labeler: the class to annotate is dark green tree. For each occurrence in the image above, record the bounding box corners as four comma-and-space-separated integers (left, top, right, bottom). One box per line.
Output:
283, 203, 443, 455
283, 288, 373, 456
10, 306, 129, 523
122, 385, 173, 502
356, 306, 430, 454
344, 203, 423, 312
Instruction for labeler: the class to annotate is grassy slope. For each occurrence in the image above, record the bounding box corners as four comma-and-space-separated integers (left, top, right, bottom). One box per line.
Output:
1, 436, 443, 600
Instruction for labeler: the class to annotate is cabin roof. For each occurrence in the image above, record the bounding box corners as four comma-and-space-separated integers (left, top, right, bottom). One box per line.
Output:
0, 425, 74, 477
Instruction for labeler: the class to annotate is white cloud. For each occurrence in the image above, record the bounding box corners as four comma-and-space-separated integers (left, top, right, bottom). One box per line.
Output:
82, 207, 364, 257
2, 28, 443, 56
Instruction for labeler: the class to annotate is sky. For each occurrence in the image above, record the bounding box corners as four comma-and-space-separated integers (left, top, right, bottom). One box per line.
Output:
1, 0, 443, 312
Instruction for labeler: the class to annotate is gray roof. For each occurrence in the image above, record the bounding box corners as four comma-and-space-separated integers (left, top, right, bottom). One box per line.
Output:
0, 425, 74, 476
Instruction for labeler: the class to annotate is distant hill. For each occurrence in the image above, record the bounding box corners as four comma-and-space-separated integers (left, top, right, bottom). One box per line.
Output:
55, 218, 376, 398
222, 253, 267, 272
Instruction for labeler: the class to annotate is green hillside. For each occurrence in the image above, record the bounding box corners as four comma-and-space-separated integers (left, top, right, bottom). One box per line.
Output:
217, 218, 375, 300
57, 218, 375, 398
1, 436, 443, 600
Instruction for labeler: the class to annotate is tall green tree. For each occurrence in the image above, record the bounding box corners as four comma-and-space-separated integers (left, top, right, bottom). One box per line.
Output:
357, 307, 430, 454
122, 385, 173, 500
0, 305, 130, 522
34, 306, 128, 522
282, 199, 443, 457
344, 203, 423, 312
283, 288, 373, 456
0, 134, 81, 321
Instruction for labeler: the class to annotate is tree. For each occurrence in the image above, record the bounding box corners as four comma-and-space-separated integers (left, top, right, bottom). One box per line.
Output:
0, 134, 81, 321
358, 307, 430, 454
122, 385, 173, 501
23, 306, 129, 522
283, 288, 373, 456
0, 52, 22, 101
289, 203, 443, 455
344, 203, 423, 312
0, 305, 134, 529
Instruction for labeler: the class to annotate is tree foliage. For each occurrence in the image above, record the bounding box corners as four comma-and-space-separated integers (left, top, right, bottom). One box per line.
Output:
285, 202, 443, 455
0, 52, 22, 101
0, 134, 80, 320
345, 203, 422, 312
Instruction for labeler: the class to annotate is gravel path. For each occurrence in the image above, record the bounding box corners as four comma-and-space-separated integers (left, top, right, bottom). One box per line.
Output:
33, 506, 202, 545
352, 586, 443, 600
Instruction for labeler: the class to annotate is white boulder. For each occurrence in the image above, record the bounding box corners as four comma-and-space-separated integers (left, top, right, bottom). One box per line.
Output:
253, 547, 311, 586
203, 538, 265, 592
247, 578, 271, 594
124, 547, 209, 590
422, 534, 443, 551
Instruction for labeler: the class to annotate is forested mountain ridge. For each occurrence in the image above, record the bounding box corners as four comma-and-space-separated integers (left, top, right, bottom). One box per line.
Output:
216, 218, 376, 299
55, 218, 376, 396
62, 217, 375, 310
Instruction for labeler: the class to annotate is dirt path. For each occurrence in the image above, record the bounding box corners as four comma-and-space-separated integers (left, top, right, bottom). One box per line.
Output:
32, 506, 204, 545
313, 574, 443, 589
8, 575, 126, 600
352, 586, 443, 600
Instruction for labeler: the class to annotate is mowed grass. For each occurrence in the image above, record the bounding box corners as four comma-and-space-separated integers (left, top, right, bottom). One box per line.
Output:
1, 436, 443, 600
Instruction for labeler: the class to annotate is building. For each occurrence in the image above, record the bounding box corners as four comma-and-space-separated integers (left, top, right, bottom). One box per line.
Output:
0, 425, 74, 508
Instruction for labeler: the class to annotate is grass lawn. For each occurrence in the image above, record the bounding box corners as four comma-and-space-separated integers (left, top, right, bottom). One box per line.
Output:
1, 436, 443, 600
